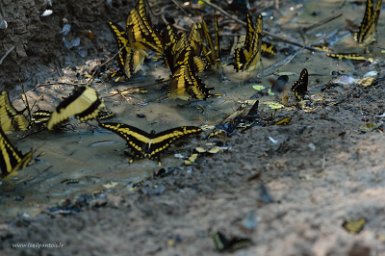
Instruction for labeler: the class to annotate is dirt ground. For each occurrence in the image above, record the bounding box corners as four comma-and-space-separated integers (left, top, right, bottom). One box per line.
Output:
1, 0, 385, 255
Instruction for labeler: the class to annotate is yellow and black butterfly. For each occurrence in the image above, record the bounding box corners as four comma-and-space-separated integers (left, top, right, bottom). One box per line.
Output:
33, 108, 113, 128
326, 52, 373, 62
47, 86, 105, 130
0, 91, 29, 132
342, 218, 366, 234
31, 110, 52, 126
171, 46, 212, 99
0, 126, 33, 178
99, 122, 202, 161
189, 22, 204, 57
261, 40, 277, 58
354, 0, 383, 45
163, 26, 190, 73
126, 0, 163, 56
107, 21, 147, 79
291, 68, 309, 101
234, 13, 263, 72
197, 17, 221, 70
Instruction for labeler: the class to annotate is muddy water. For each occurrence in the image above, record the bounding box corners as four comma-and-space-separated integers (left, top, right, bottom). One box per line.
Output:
1, 0, 383, 220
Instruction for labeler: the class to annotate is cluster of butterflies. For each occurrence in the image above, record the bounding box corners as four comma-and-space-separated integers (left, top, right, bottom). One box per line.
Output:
107, 0, 279, 100
0, 87, 105, 178
107, 0, 381, 99
0, 0, 381, 179
0, 86, 205, 179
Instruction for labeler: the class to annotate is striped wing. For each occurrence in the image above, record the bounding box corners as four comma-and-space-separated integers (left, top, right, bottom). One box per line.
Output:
0, 91, 29, 132
326, 52, 372, 62
171, 47, 211, 100
0, 126, 32, 178
354, 0, 383, 45
146, 126, 202, 159
261, 41, 277, 58
47, 86, 105, 130
99, 122, 202, 160
107, 21, 130, 72
233, 13, 263, 72
243, 13, 262, 71
126, 4, 163, 55
201, 19, 220, 68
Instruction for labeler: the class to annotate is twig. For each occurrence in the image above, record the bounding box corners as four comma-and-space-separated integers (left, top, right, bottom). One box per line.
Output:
200, 0, 320, 52
0, 46, 15, 65
170, 0, 189, 16
37, 82, 88, 88
21, 84, 32, 121
90, 46, 123, 78
261, 50, 302, 77
302, 13, 342, 33
201, 0, 245, 25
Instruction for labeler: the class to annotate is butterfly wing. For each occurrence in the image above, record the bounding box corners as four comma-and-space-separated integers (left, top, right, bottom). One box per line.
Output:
100, 122, 202, 160
99, 122, 151, 158
47, 86, 105, 130
0, 126, 32, 178
0, 91, 29, 132
127, 7, 163, 55
244, 13, 255, 51
354, 0, 382, 44
233, 48, 246, 72
261, 41, 277, 58
184, 64, 211, 100
233, 13, 263, 72
291, 68, 309, 101
243, 13, 263, 71
189, 22, 203, 56
32, 110, 52, 125
171, 47, 211, 100
201, 19, 219, 68
107, 21, 131, 72
147, 126, 202, 159
326, 52, 372, 62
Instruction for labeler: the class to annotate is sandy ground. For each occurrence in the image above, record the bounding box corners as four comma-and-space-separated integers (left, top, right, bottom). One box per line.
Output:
1, 82, 385, 255
0, 0, 385, 255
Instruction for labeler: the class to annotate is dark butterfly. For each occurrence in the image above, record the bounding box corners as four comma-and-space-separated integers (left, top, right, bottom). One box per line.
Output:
269, 75, 289, 94
291, 68, 309, 101
216, 100, 260, 134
